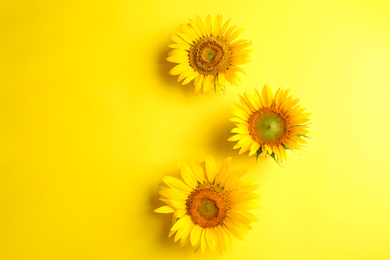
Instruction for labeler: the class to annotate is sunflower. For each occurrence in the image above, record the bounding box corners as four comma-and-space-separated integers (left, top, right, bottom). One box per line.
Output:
155, 156, 260, 254
229, 85, 310, 163
167, 15, 252, 94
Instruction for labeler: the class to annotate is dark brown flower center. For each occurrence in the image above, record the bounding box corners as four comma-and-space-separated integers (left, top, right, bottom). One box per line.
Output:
189, 36, 231, 75
186, 183, 230, 227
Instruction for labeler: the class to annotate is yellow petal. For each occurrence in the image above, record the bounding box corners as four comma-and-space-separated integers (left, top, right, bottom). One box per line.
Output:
254, 88, 264, 108
160, 198, 186, 210
244, 92, 260, 110
167, 55, 189, 64
154, 206, 174, 213
162, 176, 192, 192
282, 98, 300, 112
231, 103, 250, 120
206, 228, 216, 251
238, 95, 253, 114
176, 29, 193, 45
196, 15, 207, 37
181, 24, 198, 42
214, 226, 228, 252
231, 127, 249, 135
214, 157, 231, 187
168, 43, 190, 50
177, 161, 197, 188
205, 14, 212, 35
218, 18, 231, 37
182, 70, 198, 85
177, 69, 194, 83
224, 221, 246, 241
179, 222, 194, 247
159, 188, 188, 201
194, 74, 204, 94
174, 209, 187, 219
220, 227, 233, 250
230, 209, 259, 222
279, 95, 293, 112
229, 117, 247, 124
189, 19, 203, 38
264, 144, 273, 155
169, 64, 190, 76
272, 145, 282, 162
236, 135, 253, 147
279, 144, 287, 161
214, 230, 224, 255
239, 140, 253, 155
290, 118, 310, 125
205, 155, 217, 183
290, 127, 310, 135
228, 134, 245, 142
212, 14, 221, 36
223, 25, 237, 42
234, 48, 254, 56
170, 34, 190, 47
202, 75, 213, 94
289, 135, 307, 144
217, 73, 226, 87
231, 56, 251, 65
233, 201, 261, 210
283, 138, 302, 150
249, 142, 261, 156
167, 48, 188, 57
230, 192, 261, 203
201, 228, 207, 253
261, 85, 273, 107
227, 27, 244, 43
230, 40, 252, 51
188, 160, 206, 184
190, 224, 203, 247
171, 215, 191, 232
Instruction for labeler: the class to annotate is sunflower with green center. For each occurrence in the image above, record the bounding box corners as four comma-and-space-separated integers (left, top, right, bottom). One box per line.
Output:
229, 85, 310, 163
167, 15, 252, 94
155, 156, 260, 254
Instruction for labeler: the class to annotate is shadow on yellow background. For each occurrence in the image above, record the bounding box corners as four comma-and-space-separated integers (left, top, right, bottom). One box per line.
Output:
1, 0, 390, 259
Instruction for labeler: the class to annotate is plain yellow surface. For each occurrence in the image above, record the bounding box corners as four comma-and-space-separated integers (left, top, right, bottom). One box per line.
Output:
1, 0, 390, 259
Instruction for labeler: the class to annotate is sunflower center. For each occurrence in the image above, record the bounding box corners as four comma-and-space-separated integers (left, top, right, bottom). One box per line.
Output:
250, 109, 286, 144
189, 36, 231, 75
197, 198, 218, 220
203, 48, 217, 62
186, 183, 230, 228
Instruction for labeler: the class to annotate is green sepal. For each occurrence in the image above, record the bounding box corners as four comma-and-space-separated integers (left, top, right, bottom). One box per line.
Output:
255, 147, 263, 161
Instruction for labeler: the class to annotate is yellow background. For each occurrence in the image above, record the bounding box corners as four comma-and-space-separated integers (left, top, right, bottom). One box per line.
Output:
1, 0, 390, 259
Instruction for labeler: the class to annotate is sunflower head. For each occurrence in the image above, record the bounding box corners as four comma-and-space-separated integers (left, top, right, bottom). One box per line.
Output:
167, 15, 253, 94
229, 85, 311, 163
155, 156, 260, 254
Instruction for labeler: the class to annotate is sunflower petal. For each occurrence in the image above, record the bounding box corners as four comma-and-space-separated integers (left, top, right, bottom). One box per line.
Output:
283, 138, 302, 150
177, 161, 198, 188
190, 224, 203, 246
205, 14, 212, 35
154, 206, 174, 213
261, 85, 273, 107
171, 215, 192, 232
205, 155, 217, 183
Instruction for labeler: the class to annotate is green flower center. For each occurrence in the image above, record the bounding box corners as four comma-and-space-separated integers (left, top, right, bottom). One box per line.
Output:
203, 48, 217, 62
252, 110, 286, 143
197, 198, 219, 220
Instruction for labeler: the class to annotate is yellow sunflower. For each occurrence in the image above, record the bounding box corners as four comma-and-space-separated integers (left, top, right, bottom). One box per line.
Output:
155, 156, 260, 254
167, 14, 252, 94
229, 85, 310, 163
